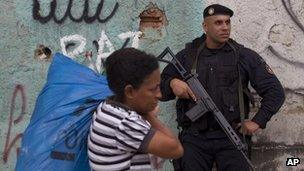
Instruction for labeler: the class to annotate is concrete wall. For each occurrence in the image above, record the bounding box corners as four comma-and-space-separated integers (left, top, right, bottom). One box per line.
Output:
0, 0, 303, 170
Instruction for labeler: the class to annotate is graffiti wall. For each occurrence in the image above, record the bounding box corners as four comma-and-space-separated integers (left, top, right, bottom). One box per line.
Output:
0, 0, 203, 170
0, 0, 303, 170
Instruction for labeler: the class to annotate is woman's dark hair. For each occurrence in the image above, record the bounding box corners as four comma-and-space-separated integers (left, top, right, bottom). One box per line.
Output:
105, 48, 159, 101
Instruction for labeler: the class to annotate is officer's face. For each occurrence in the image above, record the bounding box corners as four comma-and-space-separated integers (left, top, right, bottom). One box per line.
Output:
203, 15, 231, 44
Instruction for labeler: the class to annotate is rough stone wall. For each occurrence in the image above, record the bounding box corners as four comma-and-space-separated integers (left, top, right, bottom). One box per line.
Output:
0, 0, 303, 170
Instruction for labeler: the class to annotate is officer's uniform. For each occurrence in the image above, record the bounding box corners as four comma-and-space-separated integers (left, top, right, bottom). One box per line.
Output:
160, 4, 285, 171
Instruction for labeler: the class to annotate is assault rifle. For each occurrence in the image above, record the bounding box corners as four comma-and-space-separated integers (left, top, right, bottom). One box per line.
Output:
157, 47, 255, 170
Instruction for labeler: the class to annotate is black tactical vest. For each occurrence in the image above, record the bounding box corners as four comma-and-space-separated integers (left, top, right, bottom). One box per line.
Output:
176, 39, 249, 130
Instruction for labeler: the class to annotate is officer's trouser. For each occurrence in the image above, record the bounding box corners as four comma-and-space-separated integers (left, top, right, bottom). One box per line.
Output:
173, 130, 250, 171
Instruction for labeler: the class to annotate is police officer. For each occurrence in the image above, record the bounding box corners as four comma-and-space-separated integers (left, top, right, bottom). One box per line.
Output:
160, 4, 285, 171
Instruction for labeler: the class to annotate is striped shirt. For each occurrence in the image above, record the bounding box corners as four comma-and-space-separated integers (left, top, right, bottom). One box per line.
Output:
88, 99, 156, 171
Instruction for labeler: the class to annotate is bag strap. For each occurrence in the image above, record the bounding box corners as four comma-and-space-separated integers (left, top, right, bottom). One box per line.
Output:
227, 41, 246, 140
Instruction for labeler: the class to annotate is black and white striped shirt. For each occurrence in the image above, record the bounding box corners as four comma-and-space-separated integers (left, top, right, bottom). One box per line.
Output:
88, 99, 156, 171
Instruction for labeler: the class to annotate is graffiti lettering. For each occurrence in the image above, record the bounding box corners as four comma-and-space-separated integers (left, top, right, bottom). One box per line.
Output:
281, 0, 304, 32
60, 34, 87, 58
118, 31, 142, 50
2, 85, 26, 163
268, 45, 304, 67
33, 0, 119, 24
60, 30, 142, 72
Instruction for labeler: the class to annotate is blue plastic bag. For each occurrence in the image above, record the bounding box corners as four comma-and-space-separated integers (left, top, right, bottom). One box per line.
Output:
16, 53, 112, 171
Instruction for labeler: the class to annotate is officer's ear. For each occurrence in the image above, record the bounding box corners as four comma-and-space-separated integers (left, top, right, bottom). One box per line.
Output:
203, 21, 208, 32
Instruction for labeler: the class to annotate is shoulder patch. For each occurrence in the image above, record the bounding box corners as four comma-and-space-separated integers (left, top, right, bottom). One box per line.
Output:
265, 64, 274, 74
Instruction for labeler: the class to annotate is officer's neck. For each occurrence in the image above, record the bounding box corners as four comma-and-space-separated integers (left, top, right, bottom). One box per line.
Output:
205, 38, 226, 49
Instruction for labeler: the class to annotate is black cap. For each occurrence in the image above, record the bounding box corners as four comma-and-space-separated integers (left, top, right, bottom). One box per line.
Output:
203, 4, 233, 18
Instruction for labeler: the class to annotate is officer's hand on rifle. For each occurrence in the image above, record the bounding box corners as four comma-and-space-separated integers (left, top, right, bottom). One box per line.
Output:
170, 78, 196, 101
239, 120, 260, 135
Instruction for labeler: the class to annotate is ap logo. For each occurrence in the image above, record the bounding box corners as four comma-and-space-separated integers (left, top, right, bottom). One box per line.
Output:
286, 157, 300, 166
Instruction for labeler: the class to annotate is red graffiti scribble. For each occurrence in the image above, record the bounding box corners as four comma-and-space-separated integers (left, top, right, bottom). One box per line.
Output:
2, 85, 26, 163
84, 51, 93, 59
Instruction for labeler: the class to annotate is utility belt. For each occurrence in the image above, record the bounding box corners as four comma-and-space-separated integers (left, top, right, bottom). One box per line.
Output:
173, 121, 248, 171
181, 120, 241, 138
